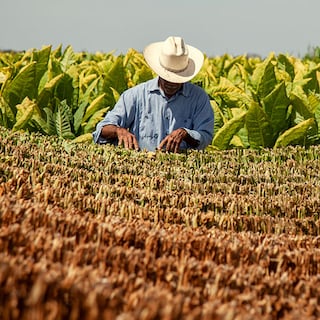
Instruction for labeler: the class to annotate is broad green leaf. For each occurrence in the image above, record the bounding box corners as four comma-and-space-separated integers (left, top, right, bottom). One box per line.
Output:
262, 81, 290, 135
37, 74, 64, 109
230, 135, 245, 148
83, 107, 108, 134
60, 45, 76, 72
73, 101, 88, 133
32, 45, 51, 91
290, 89, 313, 119
102, 56, 128, 106
82, 93, 107, 123
0, 96, 15, 127
288, 78, 312, 95
104, 56, 127, 92
71, 133, 93, 143
12, 97, 35, 131
274, 118, 315, 148
251, 53, 277, 99
293, 59, 307, 81
211, 77, 252, 108
246, 103, 273, 148
0, 69, 10, 86
3, 62, 37, 108
55, 100, 74, 139
303, 65, 320, 93
13, 50, 32, 70
110, 87, 120, 103
215, 54, 230, 77
234, 62, 249, 86
193, 57, 217, 92
31, 106, 50, 135
54, 73, 74, 107
312, 95, 320, 134
308, 93, 320, 113
67, 65, 80, 110
277, 54, 295, 81
47, 55, 63, 80
79, 77, 100, 106
235, 127, 249, 148
44, 107, 56, 135
52, 44, 63, 59
211, 100, 225, 134
80, 73, 97, 89
132, 65, 153, 85
212, 109, 246, 150
224, 55, 245, 74
98, 59, 114, 74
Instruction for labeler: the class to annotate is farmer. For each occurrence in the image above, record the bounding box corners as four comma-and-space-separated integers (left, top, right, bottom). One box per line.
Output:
93, 36, 214, 152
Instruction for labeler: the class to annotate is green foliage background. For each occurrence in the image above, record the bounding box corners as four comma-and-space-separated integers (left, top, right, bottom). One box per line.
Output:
1, 45, 320, 149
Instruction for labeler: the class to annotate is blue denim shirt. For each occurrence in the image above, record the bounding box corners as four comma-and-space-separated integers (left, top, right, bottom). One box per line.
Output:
93, 77, 214, 151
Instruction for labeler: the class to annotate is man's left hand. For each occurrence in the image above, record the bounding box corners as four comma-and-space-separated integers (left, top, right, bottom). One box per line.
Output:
157, 128, 188, 153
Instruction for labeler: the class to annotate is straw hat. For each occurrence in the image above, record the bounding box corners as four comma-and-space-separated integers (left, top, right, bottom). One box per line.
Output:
143, 36, 204, 83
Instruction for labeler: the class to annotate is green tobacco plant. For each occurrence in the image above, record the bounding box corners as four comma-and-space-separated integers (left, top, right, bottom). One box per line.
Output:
1, 46, 320, 149
210, 52, 320, 149
0, 45, 143, 141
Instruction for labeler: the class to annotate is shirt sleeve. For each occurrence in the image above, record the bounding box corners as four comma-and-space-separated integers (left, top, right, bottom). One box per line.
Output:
92, 90, 136, 144
183, 89, 214, 150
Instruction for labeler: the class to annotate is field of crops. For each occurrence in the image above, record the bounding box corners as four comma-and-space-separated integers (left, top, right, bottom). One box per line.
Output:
1, 126, 320, 319
1, 45, 320, 319
1, 45, 320, 150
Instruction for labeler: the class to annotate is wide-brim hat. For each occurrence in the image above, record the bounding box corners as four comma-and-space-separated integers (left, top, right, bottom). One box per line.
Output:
143, 36, 204, 83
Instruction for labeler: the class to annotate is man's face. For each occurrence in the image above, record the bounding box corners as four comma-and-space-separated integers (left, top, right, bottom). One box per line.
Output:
158, 77, 182, 98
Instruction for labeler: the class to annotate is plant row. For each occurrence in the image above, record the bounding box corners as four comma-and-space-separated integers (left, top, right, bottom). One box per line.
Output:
1, 195, 319, 320
1, 127, 320, 228
1, 127, 320, 319
1, 46, 320, 149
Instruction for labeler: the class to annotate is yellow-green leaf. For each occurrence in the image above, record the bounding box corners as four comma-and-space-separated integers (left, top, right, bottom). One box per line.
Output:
274, 118, 315, 148
71, 133, 93, 143
82, 93, 107, 123
13, 97, 36, 131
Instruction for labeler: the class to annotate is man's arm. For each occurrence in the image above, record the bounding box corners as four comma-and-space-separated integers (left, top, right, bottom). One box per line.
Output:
157, 128, 199, 153
101, 125, 139, 150
181, 87, 214, 150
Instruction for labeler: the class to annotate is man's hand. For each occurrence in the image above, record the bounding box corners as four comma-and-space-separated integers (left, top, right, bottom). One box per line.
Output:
116, 127, 139, 150
158, 128, 188, 153
101, 125, 139, 150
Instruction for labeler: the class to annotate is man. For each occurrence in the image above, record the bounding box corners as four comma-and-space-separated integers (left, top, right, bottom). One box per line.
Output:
93, 36, 214, 152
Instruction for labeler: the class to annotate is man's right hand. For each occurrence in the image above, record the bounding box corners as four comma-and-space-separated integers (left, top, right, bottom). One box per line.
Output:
116, 127, 139, 150
101, 125, 139, 150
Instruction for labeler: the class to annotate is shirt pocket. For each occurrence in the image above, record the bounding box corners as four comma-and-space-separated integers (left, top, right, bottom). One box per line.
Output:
139, 114, 159, 141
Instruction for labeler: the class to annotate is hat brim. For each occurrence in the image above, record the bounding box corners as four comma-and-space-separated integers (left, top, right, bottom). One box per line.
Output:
143, 41, 204, 83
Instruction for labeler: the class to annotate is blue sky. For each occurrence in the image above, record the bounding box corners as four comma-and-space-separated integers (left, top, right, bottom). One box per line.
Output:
1, 0, 320, 58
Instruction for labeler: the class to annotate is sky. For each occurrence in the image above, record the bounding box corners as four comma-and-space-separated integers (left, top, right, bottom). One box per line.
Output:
1, 0, 320, 58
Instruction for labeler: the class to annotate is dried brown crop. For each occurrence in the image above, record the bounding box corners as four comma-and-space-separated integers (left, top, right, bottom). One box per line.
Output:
0, 127, 319, 319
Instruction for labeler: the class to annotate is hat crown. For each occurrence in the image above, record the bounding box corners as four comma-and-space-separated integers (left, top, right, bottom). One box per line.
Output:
159, 36, 189, 73
143, 35, 203, 83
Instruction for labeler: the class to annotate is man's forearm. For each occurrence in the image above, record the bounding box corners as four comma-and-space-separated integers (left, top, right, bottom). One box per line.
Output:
183, 129, 200, 148
101, 125, 120, 140
101, 125, 140, 150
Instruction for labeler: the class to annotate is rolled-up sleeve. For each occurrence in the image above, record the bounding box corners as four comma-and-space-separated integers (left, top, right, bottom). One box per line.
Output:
183, 92, 214, 150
